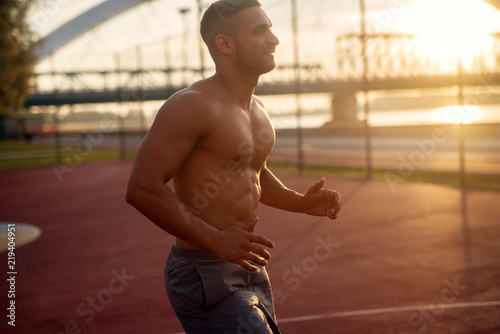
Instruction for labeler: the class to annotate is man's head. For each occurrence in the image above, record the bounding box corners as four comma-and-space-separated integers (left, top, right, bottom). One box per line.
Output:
200, 0, 279, 75
200, 0, 279, 74
201, 0, 262, 58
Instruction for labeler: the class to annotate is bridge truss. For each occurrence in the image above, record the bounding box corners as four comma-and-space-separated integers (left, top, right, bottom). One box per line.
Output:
26, 33, 500, 106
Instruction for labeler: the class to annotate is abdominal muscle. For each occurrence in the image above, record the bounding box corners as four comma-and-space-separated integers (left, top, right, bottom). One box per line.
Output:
174, 166, 262, 250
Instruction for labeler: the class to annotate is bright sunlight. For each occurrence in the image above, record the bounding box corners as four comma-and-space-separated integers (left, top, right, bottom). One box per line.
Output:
435, 105, 482, 124
404, 0, 498, 71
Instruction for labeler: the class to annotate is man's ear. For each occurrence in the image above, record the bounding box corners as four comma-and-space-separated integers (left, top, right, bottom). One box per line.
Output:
215, 34, 235, 56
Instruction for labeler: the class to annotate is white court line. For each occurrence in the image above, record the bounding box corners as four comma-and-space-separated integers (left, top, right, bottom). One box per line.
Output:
169, 301, 500, 334
278, 301, 500, 324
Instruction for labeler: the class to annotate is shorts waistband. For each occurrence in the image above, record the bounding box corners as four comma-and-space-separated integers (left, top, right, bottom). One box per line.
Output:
170, 244, 220, 260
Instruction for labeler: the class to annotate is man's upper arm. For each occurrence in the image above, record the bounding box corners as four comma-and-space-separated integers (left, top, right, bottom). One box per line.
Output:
131, 91, 213, 184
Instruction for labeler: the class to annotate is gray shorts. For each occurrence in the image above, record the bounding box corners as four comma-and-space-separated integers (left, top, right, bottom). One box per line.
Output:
165, 244, 281, 334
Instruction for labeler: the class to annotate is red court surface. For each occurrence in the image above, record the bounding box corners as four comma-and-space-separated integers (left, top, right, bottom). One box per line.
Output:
1, 161, 499, 333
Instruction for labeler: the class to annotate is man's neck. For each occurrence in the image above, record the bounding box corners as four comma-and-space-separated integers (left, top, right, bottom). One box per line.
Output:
213, 67, 260, 111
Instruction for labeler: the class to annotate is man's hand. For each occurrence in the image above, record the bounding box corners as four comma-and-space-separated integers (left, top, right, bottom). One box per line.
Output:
302, 178, 342, 219
210, 218, 275, 272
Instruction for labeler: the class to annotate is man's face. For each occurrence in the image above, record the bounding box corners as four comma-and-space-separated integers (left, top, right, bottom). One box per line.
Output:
233, 7, 280, 75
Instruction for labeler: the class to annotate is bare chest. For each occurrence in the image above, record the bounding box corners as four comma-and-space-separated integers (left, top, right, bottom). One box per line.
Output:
198, 103, 275, 171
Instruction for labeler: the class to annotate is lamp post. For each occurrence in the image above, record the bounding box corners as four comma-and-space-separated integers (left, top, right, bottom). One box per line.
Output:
196, 0, 205, 78
179, 8, 191, 85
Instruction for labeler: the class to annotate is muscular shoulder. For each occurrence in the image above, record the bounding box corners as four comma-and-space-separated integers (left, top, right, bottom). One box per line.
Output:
160, 84, 220, 119
135, 81, 223, 180
153, 81, 222, 137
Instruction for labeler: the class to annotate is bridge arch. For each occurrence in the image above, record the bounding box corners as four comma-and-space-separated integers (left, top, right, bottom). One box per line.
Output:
33, 0, 152, 63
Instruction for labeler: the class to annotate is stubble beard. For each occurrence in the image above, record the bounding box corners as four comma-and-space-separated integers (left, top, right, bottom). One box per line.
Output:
235, 40, 276, 76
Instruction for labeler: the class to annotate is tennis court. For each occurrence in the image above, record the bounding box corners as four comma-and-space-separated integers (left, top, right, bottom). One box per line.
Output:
1, 161, 499, 333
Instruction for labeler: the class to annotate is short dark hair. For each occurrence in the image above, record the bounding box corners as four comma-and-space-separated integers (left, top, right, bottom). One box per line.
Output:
200, 0, 262, 59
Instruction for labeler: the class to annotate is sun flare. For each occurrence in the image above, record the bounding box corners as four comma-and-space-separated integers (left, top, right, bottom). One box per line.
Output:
405, 0, 498, 71
435, 105, 482, 124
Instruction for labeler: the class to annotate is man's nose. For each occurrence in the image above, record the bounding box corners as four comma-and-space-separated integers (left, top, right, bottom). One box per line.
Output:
270, 31, 280, 46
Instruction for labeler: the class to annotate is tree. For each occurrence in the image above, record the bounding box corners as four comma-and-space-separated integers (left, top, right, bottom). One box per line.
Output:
0, 0, 36, 115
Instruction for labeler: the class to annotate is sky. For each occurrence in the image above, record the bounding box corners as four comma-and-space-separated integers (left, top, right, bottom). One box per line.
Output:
28, 0, 500, 73
25, 0, 500, 128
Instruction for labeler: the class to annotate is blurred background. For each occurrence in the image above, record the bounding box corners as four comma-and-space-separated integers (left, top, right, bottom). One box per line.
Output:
1, 2, 500, 333
1, 0, 500, 187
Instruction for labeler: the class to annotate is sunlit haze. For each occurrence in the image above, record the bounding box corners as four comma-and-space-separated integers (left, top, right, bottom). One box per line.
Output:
26, 0, 500, 128
401, 0, 499, 70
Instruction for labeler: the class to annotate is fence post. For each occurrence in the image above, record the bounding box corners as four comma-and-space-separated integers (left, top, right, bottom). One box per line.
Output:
457, 55, 466, 188
54, 106, 62, 163
291, 0, 305, 174
119, 115, 127, 161
359, 0, 373, 179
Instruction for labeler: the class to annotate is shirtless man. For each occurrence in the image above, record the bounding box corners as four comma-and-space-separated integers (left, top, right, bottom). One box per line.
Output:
126, 1, 342, 333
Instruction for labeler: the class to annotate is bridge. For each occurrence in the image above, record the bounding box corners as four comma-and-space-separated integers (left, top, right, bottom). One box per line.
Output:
26, 1, 500, 109
26, 33, 500, 107
17, 0, 500, 180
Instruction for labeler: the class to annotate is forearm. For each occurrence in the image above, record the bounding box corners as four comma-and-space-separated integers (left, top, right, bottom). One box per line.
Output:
126, 182, 219, 251
259, 167, 305, 213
